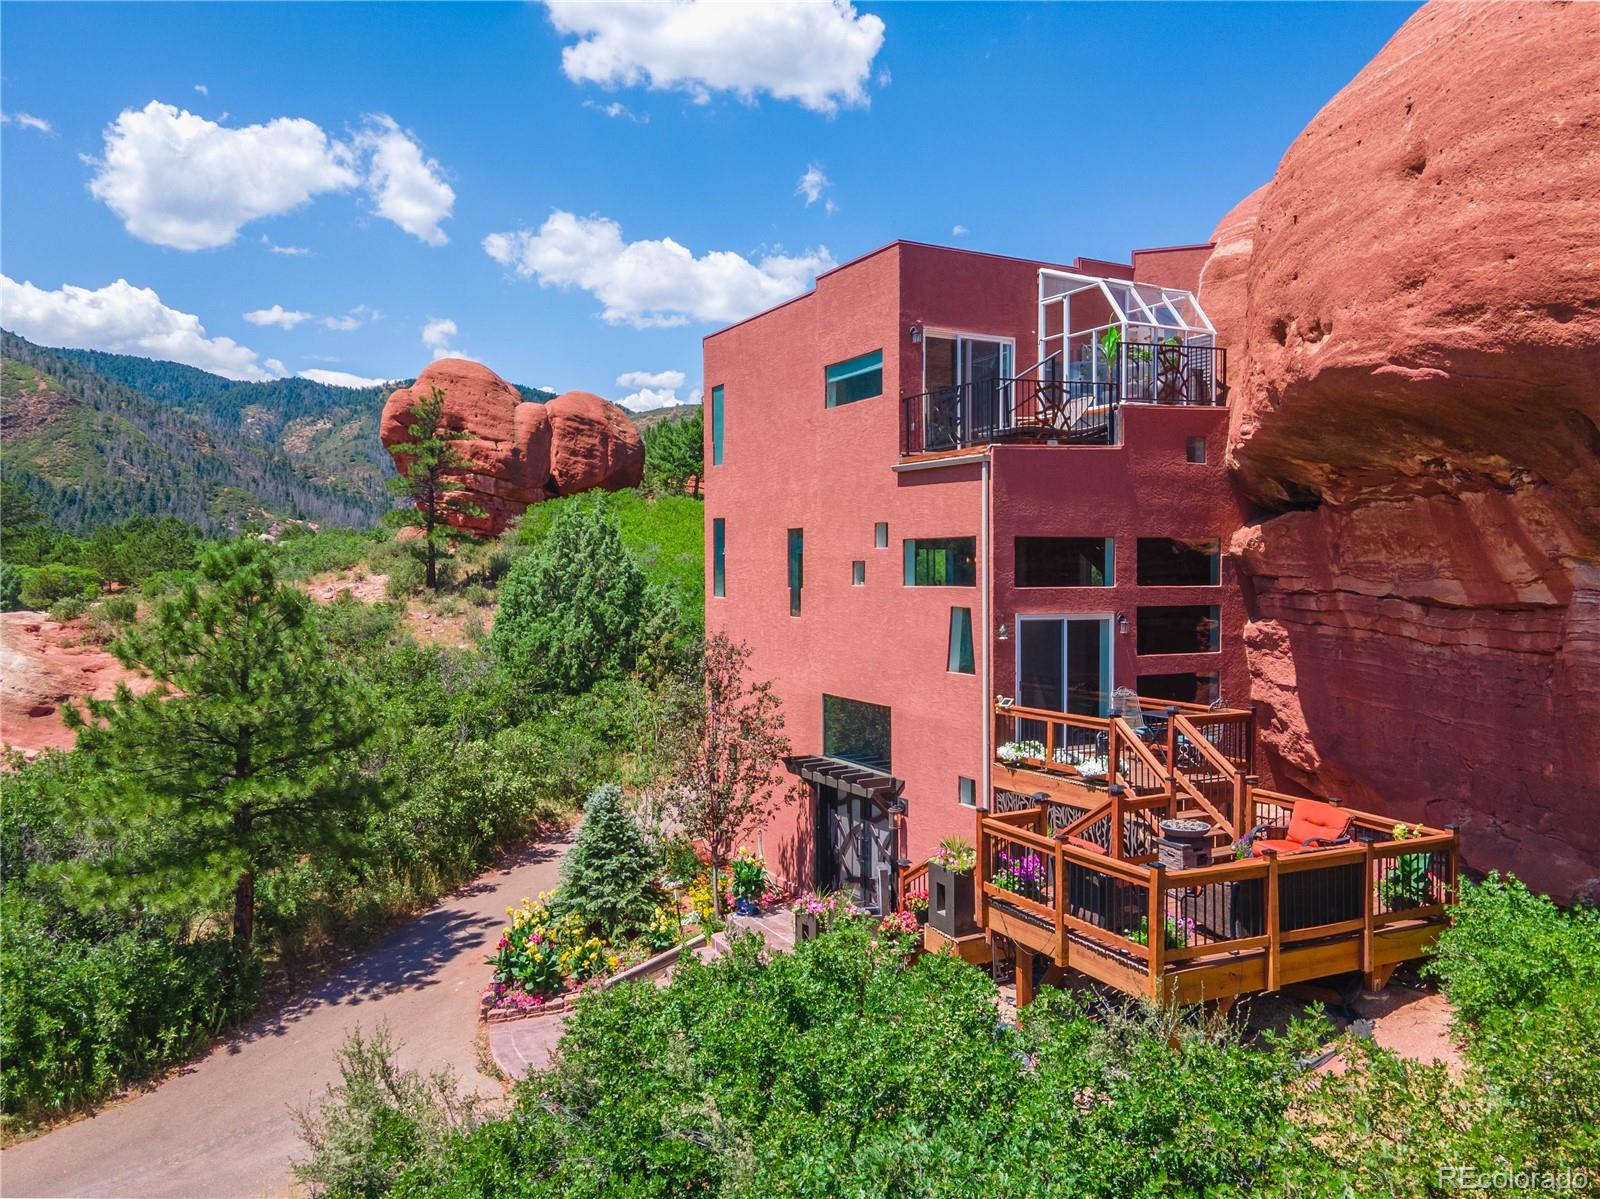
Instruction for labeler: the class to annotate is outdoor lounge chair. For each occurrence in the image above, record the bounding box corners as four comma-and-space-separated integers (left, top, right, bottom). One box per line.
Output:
1245, 799, 1353, 857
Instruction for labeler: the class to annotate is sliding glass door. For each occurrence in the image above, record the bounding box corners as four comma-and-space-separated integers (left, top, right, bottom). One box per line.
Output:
1017, 616, 1112, 719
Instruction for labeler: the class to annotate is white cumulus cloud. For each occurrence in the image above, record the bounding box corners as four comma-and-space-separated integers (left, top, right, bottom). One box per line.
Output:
1, 275, 280, 381
261, 235, 313, 256
243, 304, 313, 330
617, 387, 681, 413
421, 317, 461, 359
484, 211, 833, 329
86, 101, 454, 250
358, 115, 454, 246
583, 99, 649, 123
194, 84, 209, 96
545, 0, 885, 115
88, 101, 359, 251
617, 369, 686, 389
298, 368, 393, 388
951, 224, 968, 237
1, 111, 54, 134
322, 305, 376, 331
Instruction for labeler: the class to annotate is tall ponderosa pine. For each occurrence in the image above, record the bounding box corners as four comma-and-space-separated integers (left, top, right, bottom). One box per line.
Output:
62, 540, 378, 944
490, 498, 649, 693
386, 387, 485, 588
665, 634, 801, 915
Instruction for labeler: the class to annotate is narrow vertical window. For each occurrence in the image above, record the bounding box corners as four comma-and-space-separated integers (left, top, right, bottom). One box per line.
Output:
711, 385, 725, 466
874, 521, 888, 548
851, 560, 865, 586
958, 776, 977, 808
788, 528, 803, 616
1186, 435, 1206, 464
712, 518, 726, 597
947, 606, 975, 674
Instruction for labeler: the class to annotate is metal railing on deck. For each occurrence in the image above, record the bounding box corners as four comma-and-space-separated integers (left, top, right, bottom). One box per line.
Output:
976, 792, 1459, 999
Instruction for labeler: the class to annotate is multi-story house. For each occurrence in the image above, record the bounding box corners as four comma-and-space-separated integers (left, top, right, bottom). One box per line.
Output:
702, 239, 1458, 1006
703, 240, 1244, 900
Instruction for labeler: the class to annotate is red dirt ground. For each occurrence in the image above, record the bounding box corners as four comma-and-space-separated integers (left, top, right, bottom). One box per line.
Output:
0, 611, 153, 759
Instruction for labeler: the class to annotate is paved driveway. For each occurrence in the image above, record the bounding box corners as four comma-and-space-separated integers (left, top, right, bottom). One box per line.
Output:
2, 838, 568, 1199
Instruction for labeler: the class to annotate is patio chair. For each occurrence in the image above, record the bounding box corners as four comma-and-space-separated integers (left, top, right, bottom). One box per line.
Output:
1244, 799, 1353, 857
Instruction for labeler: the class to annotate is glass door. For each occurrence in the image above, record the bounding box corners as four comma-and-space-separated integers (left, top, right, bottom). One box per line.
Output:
816, 783, 895, 912
1017, 616, 1111, 720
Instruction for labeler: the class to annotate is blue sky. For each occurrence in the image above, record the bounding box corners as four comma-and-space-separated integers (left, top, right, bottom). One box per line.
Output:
0, 1, 1417, 409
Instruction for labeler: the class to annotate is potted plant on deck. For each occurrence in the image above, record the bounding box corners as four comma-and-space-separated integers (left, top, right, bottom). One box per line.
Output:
927, 837, 979, 938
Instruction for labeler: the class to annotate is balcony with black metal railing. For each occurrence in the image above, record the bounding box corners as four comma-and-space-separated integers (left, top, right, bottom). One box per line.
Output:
898, 343, 1227, 457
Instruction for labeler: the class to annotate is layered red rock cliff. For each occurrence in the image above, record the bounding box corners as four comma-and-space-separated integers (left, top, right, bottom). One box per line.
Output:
380, 360, 643, 536
1200, 2, 1600, 901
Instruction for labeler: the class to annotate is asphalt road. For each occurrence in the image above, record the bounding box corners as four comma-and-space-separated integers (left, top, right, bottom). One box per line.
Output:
2, 838, 568, 1199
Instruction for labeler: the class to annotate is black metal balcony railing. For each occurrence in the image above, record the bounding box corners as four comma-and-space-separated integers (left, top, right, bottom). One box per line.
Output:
899, 344, 1227, 456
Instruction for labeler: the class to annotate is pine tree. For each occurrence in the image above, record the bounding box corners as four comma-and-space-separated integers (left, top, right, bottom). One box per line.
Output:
385, 387, 485, 588
489, 498, 649, 693
553, 784, 660, 938
61, 540, 378, 944
643, 410, 704, 498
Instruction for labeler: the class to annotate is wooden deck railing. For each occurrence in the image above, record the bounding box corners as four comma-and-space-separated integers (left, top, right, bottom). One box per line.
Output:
976, 784, 1459, 1003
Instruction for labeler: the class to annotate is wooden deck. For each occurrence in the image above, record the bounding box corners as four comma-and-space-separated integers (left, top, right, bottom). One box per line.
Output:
916, 698, 1457, 1006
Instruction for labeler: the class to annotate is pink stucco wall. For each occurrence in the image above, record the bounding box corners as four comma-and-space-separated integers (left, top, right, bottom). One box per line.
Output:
703, 239, 1245, 892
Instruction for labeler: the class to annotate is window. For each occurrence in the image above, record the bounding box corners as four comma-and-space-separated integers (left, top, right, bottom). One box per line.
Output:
852, 560, 865, 586
712, 518, 726, 598
874, 521, 889, 549
711, 385, 725, 466
787, 528, 804, 616
1186, 435, 1206, 464
1015, 537, 1112, 587
823, 694, 891, 771
958, 776, 977, 808
947, 607, 975, 674
1137, 672, 1220, 706
825, 349, 883, 408
1136, 538, 1220, 586
903, 537, 977, 586
1137, 605, 1220, 655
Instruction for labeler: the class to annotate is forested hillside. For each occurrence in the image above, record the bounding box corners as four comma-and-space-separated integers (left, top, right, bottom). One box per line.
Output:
2, 331, 682, 534
0, 337, 391, 532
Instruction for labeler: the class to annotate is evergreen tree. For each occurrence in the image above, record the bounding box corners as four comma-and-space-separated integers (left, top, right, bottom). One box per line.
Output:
384, 388, 485, 588
553, 784, 660, 938
490, 499, 649, 693
61, 540, 378, 944
643, 410, 704, 498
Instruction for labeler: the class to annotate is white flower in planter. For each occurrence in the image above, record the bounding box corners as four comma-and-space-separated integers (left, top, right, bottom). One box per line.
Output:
997, 740, 1045, 765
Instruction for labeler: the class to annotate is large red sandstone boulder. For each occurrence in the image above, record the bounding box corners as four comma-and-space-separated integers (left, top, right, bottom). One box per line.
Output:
545, 390, 645, 494
1200, 2, 1600, 900
381, 364, 645, 536
382, 359, 552, 535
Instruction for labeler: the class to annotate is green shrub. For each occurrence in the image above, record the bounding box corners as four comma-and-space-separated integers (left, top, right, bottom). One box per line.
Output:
551, 784, 660, 939
294, 1025, 480, 1199
0, 562, 22, 611
20, 563, 99, 608
0, 889, 261, 1126
47, 596, 88, 621
97, 595, 139, 624
383, 553, 425, 599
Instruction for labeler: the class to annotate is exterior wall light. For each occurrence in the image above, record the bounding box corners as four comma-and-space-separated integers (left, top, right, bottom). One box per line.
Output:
1117, 613, 1129, 635
909, 324, 922, 345
996, 622, 1010, 641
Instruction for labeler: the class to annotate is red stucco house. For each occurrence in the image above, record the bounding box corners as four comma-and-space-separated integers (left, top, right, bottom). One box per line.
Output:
702, 240, 1248, 911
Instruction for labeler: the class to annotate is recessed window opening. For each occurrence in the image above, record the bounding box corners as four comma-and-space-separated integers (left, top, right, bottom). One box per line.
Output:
874, 521, 889, 549
823, 694, 891, 771
1136, 538, 1220, 587
1137, 605, 1220, 655
947, 607, 975, 674
1137, 671, 1220, 706
852, 560, 866, 586
1016, 537, 1113, 587
1186, 436, 1206, 464
825, 350, 883, 408
712, 518, 726, 597
903, 537, 977, 586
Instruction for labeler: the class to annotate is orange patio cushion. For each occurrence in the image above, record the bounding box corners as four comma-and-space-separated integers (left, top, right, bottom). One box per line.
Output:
1062, 834, 1108, 856
1249, 838, 1303, 857
1285, 800, 1352, 845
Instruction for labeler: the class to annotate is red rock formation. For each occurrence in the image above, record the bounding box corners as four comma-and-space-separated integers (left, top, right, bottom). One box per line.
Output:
381, 363, 642, 537
1201, 2, 1600, 900
0, 612, 155, 758
545, 390, 645, 494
